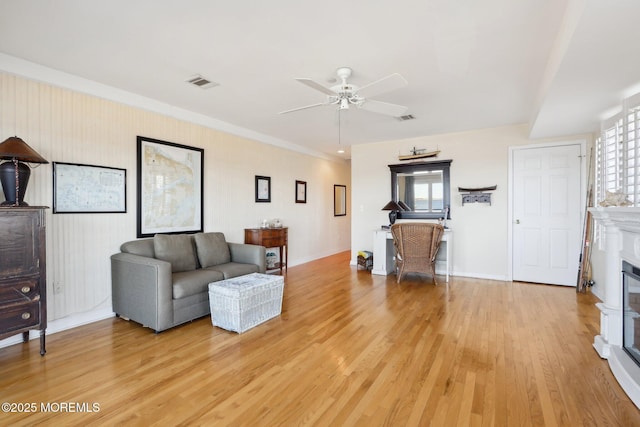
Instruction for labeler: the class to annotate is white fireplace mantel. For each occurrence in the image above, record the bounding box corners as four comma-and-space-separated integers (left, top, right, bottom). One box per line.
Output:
590, 206, 640, 408
591, 206, 640, 232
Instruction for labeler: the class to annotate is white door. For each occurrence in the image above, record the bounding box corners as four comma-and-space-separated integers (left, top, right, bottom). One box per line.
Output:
512, 144, 583, 286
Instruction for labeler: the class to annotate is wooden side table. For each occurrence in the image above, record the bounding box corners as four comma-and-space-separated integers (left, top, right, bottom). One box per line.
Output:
244, 227, 288, 274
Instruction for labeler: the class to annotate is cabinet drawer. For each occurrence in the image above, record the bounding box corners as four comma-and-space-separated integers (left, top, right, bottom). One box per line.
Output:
262, 236, 285, 247
0, 279, 39, 304
0, 302, 41, 334
259, 229, 281, 238
245, 228, 287, 247
244, 231, 260, 245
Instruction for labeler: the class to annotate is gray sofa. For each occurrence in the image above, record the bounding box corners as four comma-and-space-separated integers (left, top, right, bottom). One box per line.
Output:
111, 232, 266, 332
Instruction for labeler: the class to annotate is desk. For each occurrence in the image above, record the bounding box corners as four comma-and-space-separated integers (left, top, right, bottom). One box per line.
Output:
244, 227, 288, 274
372, 228, 452, 282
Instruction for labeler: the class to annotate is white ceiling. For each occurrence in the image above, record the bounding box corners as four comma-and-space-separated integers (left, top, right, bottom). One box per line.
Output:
1, 0, 639, 160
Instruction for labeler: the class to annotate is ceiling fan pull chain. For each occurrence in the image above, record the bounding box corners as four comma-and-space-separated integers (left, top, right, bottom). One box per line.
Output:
338, 109, 342, 147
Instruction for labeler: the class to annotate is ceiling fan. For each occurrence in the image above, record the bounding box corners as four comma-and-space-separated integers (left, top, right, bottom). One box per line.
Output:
279, 67, 409, 117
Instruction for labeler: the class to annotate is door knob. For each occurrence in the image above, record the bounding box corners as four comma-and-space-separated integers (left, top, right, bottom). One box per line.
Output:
515, 219, 520, 224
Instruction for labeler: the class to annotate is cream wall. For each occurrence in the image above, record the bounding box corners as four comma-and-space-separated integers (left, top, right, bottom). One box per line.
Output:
351, 124, 592, 280
0, 73, 350, 344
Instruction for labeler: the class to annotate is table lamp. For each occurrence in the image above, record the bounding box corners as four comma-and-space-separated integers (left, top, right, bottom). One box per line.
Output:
381, 200, 404, 225
0, 136, 49, 206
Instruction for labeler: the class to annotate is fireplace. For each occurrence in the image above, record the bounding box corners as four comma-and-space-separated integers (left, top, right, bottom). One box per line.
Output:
590, 207, 640, 409
623, 261, 640, 368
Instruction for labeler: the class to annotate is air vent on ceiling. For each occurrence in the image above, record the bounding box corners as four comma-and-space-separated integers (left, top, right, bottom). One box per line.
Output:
397, 114, 415, 121
186, 75, 219, 89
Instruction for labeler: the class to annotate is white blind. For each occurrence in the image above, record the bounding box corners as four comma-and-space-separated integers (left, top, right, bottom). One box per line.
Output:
596, 116, 623, 203
594, 92, 640, 206
625, 105, 640, 205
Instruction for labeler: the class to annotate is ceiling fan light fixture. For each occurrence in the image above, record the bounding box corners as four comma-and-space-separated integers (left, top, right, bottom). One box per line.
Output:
281, 67, 408, 117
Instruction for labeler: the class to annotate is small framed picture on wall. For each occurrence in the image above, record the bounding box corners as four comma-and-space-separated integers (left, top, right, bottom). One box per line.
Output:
334, 184, 346, 216
255, 175, 271, 202
296, 180, 306, 203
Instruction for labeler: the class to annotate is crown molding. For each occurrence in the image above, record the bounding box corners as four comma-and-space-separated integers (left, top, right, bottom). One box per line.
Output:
0, 53, 340, 162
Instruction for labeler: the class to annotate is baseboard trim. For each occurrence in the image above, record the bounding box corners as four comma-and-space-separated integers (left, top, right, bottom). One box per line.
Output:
0, 308, 115, 350
451, 271, 509, 282
349, 262, 509, 282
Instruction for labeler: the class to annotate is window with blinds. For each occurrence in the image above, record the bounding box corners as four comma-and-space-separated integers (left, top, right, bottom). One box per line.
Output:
595, 96, 640, 206
626, 105, 640, 205
596, 118, 623, 203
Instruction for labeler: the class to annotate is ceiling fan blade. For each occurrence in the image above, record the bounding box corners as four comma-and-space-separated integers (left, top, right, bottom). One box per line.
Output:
296, 78, 336, 96
279, 102, 327, 115
355, 73, 408, 98
359, 99, 408, 117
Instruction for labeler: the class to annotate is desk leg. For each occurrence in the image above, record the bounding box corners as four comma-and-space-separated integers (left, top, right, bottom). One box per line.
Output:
445, 240, 450, 282
372, 232, 395, 276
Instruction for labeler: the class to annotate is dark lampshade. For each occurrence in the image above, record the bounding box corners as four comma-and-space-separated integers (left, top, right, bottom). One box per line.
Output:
397, 200, 411, 211
381, 200, 404, 211
0, 136, 49, 206
381, 200, 405, 225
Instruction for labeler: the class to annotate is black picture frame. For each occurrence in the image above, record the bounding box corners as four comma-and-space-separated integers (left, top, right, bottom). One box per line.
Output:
52, 161, 126, 214
137, 136, 204, 237
296, 180, 307, 203
389, 160, 452, 220
255, 175, 271, 202
334, 184, 346, 216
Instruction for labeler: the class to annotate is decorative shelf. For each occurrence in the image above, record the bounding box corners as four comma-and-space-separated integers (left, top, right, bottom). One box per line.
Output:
458, 185, 497, 206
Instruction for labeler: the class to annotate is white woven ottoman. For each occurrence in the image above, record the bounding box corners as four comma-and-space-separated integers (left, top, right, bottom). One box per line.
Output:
208, 273, 284, 333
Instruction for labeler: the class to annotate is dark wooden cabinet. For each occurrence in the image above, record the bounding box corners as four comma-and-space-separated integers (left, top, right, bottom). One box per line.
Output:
245, 227, 288, 274
0, 207, 47, 355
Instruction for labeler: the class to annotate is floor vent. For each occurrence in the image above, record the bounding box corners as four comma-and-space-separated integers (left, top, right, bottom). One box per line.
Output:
398, 114, 415, 121
186, 75, 219, 89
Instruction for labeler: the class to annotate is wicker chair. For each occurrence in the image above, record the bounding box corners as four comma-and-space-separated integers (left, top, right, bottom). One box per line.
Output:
390, 222, 445, 284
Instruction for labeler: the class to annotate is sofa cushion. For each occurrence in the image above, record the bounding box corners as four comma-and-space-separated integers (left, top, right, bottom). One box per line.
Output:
205, 262, 259, 279
172, 269, 224, 299
194, 232, 231, 268
154, 234, 197, 273
120, 239, 155, 258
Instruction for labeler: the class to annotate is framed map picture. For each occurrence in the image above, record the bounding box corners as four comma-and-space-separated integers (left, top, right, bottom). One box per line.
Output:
137, 136, 204, 237
53, 162, 126, 213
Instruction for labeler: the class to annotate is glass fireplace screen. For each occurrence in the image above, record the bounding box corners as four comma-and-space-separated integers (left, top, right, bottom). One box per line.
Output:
623, 260, 640, 367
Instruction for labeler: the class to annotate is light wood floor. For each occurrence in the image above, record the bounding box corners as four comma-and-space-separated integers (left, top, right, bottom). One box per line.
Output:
1, 251, 639, 426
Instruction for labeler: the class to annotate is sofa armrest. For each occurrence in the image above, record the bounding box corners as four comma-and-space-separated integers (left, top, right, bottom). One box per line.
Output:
228, 243, 266, 273
110, 252, 174, 332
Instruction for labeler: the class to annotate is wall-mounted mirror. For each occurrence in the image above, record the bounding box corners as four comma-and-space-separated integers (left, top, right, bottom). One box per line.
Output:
389, 160, 452, 220
334, 184, 346, 216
